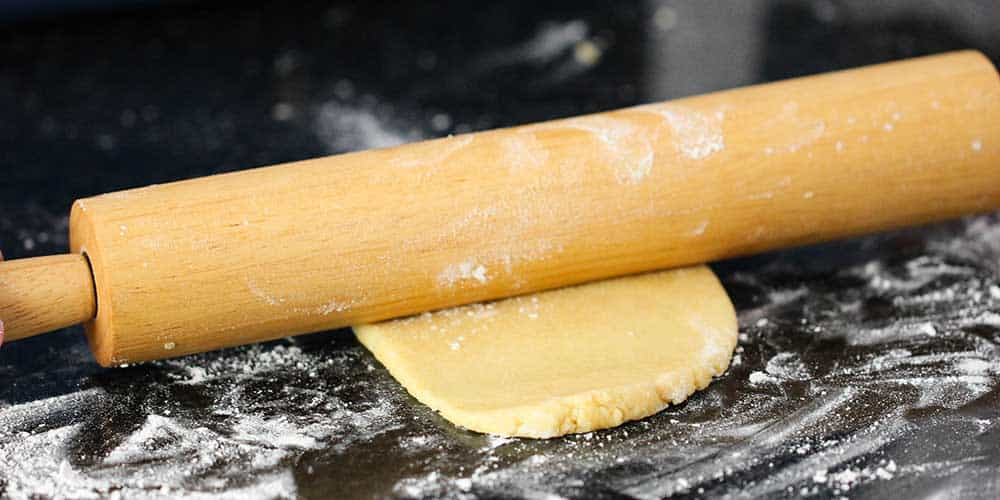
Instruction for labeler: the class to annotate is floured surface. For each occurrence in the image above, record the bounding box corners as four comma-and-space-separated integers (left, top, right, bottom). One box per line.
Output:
4, 216, 1000, 498
354, 266, 737, 438
4, 2, 1000, 497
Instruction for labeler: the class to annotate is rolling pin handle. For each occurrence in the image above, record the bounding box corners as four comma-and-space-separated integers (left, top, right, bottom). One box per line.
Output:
0, 254, 97, 342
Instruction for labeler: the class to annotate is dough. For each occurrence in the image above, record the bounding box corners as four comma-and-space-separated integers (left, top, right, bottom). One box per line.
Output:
353, 266, 737, 438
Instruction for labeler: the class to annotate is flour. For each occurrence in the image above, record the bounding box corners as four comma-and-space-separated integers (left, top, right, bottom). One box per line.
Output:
0, 202, 69, 259
0, 339, 408, 498
813, 459, 898, 492
474, 20, 589, 69
637, 103, 725, 160
748, 371, 772, 385
390, 134, 474, 168
438, 259, 491, 287
501, 134, 549, 170
314, 101, 421, 153
5, 56, 1000, 497
765, 352, 810, 380
245, 277, 357, 315
690, 220, 709, 236
549, 115, 655, 184
659, 106, 725, 160
758, 101, 826, 154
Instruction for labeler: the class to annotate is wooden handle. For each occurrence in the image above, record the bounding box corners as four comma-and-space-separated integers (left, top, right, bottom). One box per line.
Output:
5, 51, 998, 366
0, 254, 96, 341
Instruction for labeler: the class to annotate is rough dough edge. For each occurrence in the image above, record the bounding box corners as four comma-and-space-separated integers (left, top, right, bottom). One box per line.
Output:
355, 266, 738, 438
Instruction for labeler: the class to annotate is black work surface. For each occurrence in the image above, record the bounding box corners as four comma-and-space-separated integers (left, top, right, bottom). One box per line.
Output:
2, 1, 1000, 498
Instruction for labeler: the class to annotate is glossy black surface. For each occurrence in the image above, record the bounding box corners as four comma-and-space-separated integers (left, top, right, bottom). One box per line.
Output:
2, 1, 999, 498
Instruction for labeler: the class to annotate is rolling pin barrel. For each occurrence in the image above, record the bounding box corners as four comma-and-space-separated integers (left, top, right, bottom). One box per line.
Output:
3, 51, 999, 366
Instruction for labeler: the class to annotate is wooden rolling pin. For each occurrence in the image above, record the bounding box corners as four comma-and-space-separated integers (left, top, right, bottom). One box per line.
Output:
2, 50, 999, 367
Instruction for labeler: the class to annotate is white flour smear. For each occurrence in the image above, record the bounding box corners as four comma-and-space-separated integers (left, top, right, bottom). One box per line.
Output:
383, 215, 1000, 499
0, 343, 408, 499
474, 20, 590, 69
314, 101, 423, 153
4, 212, 1000, 498
4, 33, 1000, 495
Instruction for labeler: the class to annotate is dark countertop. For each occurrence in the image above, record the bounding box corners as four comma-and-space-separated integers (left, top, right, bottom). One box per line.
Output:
2, 1, 1000, 498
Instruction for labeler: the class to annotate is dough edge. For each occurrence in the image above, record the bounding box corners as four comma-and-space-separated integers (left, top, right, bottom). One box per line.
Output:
434, 342, 733, 438
355, 267, 738, 438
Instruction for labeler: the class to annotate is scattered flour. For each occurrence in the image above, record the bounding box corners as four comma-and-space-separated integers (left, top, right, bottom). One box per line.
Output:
390, 134, 474, 168
758, 101, 826, 154
314, 101, 421, 153
474, 20, 589, 69
500, 133, 549, 170
638, 103, 725, 160
438, 259, 491, 287
748, 371, 772, 385
549, 115, 655, 184
245, 277, 358, 315
0, 341, 408, 498
690, 220, 709, 236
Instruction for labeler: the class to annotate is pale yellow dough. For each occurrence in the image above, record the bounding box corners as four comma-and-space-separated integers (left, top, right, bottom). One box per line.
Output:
353, 266, 737, 438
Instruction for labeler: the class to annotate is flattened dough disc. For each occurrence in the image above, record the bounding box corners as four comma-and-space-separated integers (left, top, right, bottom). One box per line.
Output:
354, 266, 737, 438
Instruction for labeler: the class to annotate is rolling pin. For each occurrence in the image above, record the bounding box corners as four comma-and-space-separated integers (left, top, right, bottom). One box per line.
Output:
1, 50, 998, 367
